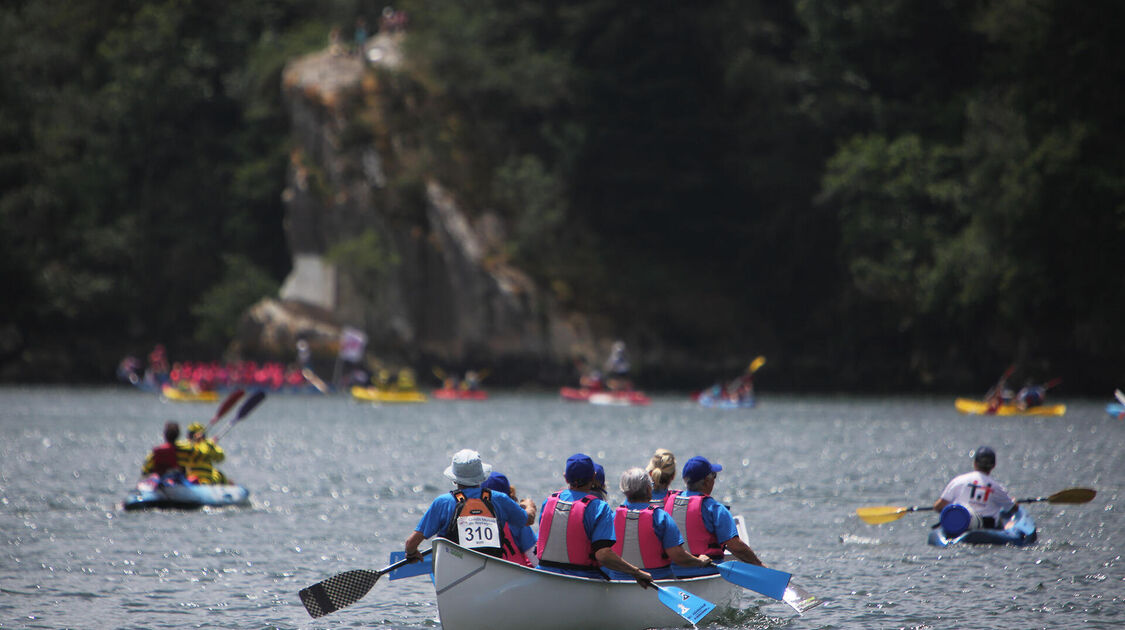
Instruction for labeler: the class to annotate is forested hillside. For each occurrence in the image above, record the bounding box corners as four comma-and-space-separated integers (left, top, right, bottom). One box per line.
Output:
2, 0, 1122, 392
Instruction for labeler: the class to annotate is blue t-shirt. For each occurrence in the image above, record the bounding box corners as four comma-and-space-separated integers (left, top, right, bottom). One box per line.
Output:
537, 488, 616, 578
415, 486, 536, 553
605, 500, 686, 580
670, 490, 738, 578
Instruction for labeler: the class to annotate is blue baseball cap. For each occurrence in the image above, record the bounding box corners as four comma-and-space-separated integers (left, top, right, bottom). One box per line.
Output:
481, 471, 511, 495
682, 456, 722, 484
565, 453, 595, 484
593, 463, 605, 487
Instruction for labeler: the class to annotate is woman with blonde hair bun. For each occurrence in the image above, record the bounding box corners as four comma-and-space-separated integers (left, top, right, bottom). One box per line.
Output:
645, 448, 678, 507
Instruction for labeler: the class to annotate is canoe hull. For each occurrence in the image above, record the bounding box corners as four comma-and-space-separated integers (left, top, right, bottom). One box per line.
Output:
954, 398, 1066, 416
350, 385, 427, 403
122, 475, 250, 511
432, 539, 740, 630
927, 506, 1037, 547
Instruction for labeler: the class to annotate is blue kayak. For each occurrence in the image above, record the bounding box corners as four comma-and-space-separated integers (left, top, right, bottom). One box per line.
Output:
123, 473, 250, 511
1106, 403, 1124, 419
697, 393, 756, 409
927, 505, 1037, 547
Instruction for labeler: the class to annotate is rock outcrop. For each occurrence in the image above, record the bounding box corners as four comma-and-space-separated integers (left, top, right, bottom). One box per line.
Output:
239, 34, 598, 383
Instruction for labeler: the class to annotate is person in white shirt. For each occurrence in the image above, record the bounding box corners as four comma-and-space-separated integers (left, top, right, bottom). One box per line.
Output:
933, 446, 1016, 528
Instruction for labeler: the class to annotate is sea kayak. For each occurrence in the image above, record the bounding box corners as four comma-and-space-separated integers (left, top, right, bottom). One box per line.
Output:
697, 392, 756, 409
927, 505, 1037, 547
430, 539, 739, 630
432, 388, 488, 401
954, 398, 1066, 416
122, 473, 250, 511
350, 385, 427, 403
560, 387, 651, 406
160, 384, 221, 403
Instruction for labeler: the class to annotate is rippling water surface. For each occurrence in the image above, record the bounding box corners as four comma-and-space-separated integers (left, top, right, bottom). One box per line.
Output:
1, 387, 1122, 629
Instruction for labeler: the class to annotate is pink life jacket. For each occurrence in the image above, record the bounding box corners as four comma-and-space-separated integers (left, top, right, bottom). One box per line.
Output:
499, 522, 531, 567
612, 505, 669, 570
664, 493, 724, 558
536, 492, 597, 568
650, 488, 680, 508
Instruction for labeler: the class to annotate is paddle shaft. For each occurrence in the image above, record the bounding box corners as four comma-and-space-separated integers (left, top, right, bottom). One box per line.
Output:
204, 389, 245, 434
213, 390, 266, 441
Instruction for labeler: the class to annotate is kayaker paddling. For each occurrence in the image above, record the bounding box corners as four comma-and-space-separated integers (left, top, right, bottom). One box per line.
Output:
933, 446, 1016, 530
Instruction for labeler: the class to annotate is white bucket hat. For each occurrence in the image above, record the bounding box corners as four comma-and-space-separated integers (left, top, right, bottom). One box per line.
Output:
444, 449, 492, 486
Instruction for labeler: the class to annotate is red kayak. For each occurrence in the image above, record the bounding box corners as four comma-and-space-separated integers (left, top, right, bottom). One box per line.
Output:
433, 388, 489, 401
560, 387, 651, 406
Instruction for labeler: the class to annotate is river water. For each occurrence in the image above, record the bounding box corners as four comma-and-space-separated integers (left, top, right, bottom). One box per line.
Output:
1, 386, 1121, 629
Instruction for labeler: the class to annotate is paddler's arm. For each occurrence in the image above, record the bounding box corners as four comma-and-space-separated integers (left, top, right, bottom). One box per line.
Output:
722, 536, 764, 567
665, 545, 713, 569
404, 531, 426, 562
933, 498, 950, 512
594, 545, 653, 588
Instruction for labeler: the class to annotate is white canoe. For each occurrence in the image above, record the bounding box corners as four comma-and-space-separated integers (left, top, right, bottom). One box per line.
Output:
432, 538, 744, 630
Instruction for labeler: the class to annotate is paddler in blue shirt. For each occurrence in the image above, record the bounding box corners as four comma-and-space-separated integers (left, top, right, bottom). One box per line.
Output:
536, 453, 654, 587
605, 467, 713, 581
404, 449, 538, 566
665, 456, 765, 577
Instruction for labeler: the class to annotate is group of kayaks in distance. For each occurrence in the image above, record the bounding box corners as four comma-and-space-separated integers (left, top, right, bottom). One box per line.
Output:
129, 352, 1125, 420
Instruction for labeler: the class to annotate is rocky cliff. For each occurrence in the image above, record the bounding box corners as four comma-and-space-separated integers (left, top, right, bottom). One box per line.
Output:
238, 34, 599, 383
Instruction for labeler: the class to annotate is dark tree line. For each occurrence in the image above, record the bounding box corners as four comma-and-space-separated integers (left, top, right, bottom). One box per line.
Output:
2, 0, 1122, 392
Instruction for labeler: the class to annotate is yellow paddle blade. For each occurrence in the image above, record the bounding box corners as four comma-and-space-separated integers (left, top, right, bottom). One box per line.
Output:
748, 356, 766, 373
855, 505, 908, 525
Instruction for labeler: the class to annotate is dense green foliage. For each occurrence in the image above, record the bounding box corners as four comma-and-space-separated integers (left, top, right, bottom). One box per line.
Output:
2, 0, 1122, 390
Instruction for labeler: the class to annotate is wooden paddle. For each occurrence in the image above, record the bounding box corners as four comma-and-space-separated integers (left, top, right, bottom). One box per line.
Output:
202, 389, 244, 435
300, 548, 433, 618
212, 390, 266, 441
856, 487, 1097, 525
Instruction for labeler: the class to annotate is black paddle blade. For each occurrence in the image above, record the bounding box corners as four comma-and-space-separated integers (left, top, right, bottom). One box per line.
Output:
299, 569, 380, 618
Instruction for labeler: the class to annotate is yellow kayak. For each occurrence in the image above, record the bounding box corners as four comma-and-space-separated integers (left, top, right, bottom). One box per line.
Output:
954, 398, 1066, 416
350, 385, 427, 403
161, 384, 221, 403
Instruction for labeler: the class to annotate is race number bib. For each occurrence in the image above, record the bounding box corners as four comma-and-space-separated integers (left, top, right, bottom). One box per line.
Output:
457, 515, 500, 550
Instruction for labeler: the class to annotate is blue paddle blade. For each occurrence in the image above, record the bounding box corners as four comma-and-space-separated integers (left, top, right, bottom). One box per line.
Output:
387, 551, 433, 580
716, 561, 791, 600
655, 585, 716, 625
782, 581, 822, 614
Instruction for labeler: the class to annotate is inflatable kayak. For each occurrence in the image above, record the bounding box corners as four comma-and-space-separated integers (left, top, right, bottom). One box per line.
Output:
432, 388, 488, 401
927, 505, 1037, 547
560, 387, 651, 406
697, 392, 755, 409
350, 385, 427, 403
954, 398, 1066, 416
1106, 403, 1125, 419
123, 473, 250, 511
161, 384, 221, 403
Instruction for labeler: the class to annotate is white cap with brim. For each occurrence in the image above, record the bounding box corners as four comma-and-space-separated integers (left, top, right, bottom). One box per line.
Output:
444, 449, 492, 486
